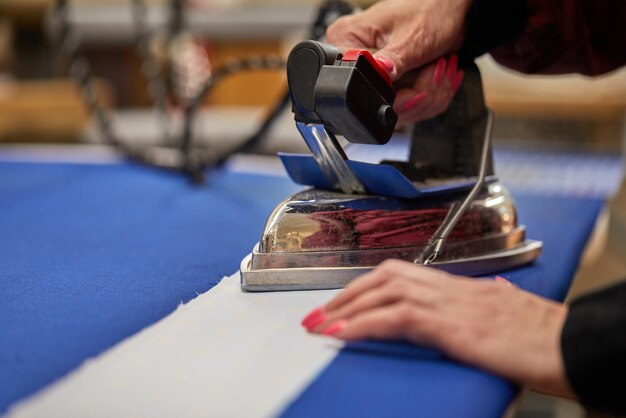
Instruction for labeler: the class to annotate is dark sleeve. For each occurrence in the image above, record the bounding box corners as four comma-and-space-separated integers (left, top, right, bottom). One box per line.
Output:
561, 282, 626, 416
490, 0, 626, 75
457, 0, 528, 66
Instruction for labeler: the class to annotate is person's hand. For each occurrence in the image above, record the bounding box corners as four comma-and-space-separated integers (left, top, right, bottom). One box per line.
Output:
393, 55, 464, 125
326, 0, 469, 124
326, 0, 471, 80
301, 259, 575, 398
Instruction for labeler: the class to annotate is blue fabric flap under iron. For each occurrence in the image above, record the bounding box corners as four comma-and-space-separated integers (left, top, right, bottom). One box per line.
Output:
279, 153, 497, 199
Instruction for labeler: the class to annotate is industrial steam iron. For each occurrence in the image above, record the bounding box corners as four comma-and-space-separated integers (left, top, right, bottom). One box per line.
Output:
240, 41, 542, 291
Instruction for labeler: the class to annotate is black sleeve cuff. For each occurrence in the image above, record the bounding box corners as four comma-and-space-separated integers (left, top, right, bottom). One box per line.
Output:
561, 282, 626, 416
458, 0, 528, 65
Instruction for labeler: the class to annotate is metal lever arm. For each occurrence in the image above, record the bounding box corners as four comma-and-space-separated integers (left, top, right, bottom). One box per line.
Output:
416, 109, 494, 265
297, 122, 366, 194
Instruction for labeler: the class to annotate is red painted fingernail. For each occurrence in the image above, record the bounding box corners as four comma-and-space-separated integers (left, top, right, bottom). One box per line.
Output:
400, 92, 427, 112
301, 307, 325, 328
451, 70, 464, 92
446, 55, 458, 83
495, 276, 512, 286
321, 320, 347, 336
306, 315, 327, 331
433, 57, 446, 85
375, 56, 394, 74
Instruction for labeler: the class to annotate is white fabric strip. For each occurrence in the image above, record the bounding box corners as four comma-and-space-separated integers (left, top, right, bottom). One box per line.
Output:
6, 273, 341, 418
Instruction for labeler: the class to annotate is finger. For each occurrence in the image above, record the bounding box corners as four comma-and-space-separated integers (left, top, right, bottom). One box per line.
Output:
451, 69, 464, 92
426, 60, 455, 103
393, 66, 434, 114
396, 89, 442, 124
445, 54, 458, 83
410, 95, 453, 121
394, 88, 423, 113
396, 89, 437, 124
377, 31, 440, 81
325, 260, 450, 312
325, 274, 428, 319
325, 15, 368, 47
397, 100, 433, 124
326, 9, 390, 50
329, 302, 442, 344
317, 277, 440, 333
326, 303, 413, 341
324, 259, 409, 311
416, 81, 457, 120
410, 75, 462, 122
397, 61, 463, 123
432, 57, 447, 85
495, 276, 514, 287
398, 92, 428, 113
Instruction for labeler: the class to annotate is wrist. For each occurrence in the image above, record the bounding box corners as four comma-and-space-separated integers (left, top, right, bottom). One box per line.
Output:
531, 303, 577, 398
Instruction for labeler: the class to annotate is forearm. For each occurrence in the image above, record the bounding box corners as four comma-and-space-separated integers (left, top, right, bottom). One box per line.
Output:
561, 281, 626, 415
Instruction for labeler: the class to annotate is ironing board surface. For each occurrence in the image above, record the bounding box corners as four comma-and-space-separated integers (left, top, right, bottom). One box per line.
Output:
0, 160, 602, 417
0, 161, 301, 413
279, 192, 602, 418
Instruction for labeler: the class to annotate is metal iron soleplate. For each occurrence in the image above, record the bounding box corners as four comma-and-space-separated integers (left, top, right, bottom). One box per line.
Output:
240, 240, 542, 292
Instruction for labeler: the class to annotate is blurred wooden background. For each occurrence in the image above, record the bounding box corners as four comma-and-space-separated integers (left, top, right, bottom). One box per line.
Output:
0, 0, 624, 148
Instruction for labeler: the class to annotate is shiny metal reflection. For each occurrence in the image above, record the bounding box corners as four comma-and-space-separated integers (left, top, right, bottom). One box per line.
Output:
241, 182, 542, 291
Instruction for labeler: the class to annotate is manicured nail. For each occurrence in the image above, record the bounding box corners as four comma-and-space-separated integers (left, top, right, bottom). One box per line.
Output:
321, 320, 347, 336
301, 307, 325, 329
451, 70, 464, 92
433, 57, 446, 85
375, 56, 394, 74
306, 315, 327, 331
400, 92, 427, 112
446, 54, 458, 83
495, 276, 512, 286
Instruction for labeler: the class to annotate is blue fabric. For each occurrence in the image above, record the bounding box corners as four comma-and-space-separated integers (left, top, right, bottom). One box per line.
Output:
0, 162, 299, 413
280, 195, 603, 418
0, 161, 602, 417
283, 341, 516, 418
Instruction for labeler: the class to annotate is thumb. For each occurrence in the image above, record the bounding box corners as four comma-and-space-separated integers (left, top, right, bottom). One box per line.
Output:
375, 35, 439, 81
373, 49, 407, 81
326, 15, 372, 49
374, 47, 435, 81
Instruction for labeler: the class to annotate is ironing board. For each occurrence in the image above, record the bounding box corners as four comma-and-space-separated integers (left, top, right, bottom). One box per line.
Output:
0, 157, 604, 417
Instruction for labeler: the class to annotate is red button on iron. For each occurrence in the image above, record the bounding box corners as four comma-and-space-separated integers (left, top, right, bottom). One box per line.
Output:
341, 49, 392, 86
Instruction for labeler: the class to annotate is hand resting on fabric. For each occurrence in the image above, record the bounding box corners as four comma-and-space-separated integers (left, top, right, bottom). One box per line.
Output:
301, 259, 576, 398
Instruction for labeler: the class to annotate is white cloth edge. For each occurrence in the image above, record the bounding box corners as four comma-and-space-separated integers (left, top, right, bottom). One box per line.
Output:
6, 272, 341, 418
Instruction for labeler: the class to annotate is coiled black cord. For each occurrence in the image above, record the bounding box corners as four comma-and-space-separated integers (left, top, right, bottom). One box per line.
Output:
51, 0, 353, 183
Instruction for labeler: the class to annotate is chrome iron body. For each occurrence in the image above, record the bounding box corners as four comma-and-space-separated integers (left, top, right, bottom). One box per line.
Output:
241, 183, 542, 291
240, 41, 542, 291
